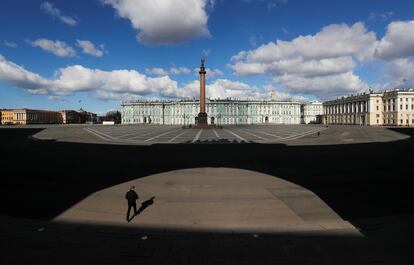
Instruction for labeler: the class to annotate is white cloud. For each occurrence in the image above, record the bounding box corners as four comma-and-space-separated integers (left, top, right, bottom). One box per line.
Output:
207, 68, 224, 78
230, 22, 377, 99
181, 78, 267, 99
169, 67, 191, 75
146, 67, 191, 76
27, 39, 76, 57
274, 72, 368, 98
3, 41, 17, 48
28, 89, 49, 95
40, 1, 78, 26
375, 20, 414, 60
0, 53, 280, 101
231, 51, 247, 62
386, 58, 414, 88
370, 20, 414, 90
0, 53, 188, 99
101, 0, 210, 45
206, 79, 263, 99
234, 22, 376, 63
76, 40, 107, 57
145, 68, 168, 76
95, 91, 142, 101
48, 65, 181, 97
0, 54, 49, 90
233, 56, 356, 77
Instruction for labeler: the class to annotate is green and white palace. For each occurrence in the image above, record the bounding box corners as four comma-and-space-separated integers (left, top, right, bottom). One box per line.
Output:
121, 98, 305, 125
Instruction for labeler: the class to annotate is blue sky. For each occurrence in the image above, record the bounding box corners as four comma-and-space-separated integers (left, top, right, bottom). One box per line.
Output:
1, 0, 414, 114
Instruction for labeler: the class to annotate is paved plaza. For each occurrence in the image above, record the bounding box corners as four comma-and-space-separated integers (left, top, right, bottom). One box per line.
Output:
0, 126, 413, 264
56, 167, 357, 234
30, 123, 409, 145
84, 124, 326, 144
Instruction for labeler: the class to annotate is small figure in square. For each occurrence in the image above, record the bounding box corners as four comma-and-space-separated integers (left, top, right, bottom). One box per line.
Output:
125, 186, 139, 222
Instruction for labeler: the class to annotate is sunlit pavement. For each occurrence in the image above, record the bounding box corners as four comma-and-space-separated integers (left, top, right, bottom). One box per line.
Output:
30, 123, 410, 145
55, 168, 358, 233
84, 124, 326, 144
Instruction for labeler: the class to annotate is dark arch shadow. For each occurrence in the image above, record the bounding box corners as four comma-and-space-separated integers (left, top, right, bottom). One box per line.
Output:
0, 127, 413, 228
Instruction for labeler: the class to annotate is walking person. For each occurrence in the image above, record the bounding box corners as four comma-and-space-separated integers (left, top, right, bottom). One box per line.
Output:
125, 186, 139, 222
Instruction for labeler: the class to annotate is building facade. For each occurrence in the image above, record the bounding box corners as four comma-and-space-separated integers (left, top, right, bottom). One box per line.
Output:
61, 110, 80, 124
382, 90, 414, 126
122, 99, 301, 125
323, 89, 414, 126
1, 109, 94, 125
1, 109, 62, 125
301, 102, 323, 124
61, 108, 97, 124
1, 109, 14, 124
1, 108, 98, 125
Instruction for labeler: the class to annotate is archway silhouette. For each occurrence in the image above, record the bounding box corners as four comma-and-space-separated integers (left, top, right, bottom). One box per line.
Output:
0, 127, 413, 230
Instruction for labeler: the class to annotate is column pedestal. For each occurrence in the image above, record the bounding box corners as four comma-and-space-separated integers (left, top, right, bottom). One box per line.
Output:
197, 112, 208, 126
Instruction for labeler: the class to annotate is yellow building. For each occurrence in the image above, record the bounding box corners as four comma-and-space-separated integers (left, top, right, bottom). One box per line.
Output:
382, 90, 414, 126
1, 109, 14, 124
323, 89, 414, 126
1, 109, 63, 125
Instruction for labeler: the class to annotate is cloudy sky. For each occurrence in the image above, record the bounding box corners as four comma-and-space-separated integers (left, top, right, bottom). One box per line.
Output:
1, 0, 414, 113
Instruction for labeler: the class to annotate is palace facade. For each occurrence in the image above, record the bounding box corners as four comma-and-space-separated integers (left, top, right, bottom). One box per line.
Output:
121, 99, 302, 125
301, 102, 323, 124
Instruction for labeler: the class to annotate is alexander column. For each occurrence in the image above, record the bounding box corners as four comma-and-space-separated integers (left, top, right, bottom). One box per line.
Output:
197, 58, 208, 126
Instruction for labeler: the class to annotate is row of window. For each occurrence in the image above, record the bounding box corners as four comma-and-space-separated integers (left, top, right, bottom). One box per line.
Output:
381, 119, 414, 124
379, 104, 414, 111
124, 109, 300, 116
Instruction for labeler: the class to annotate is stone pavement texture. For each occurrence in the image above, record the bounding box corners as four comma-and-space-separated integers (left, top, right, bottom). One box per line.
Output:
31, 124, 409, 145
55, 168, 357, 234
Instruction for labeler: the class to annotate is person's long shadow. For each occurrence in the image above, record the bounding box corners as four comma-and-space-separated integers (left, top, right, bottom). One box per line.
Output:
127, 197, 155, 222
136, 197, 155, 215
